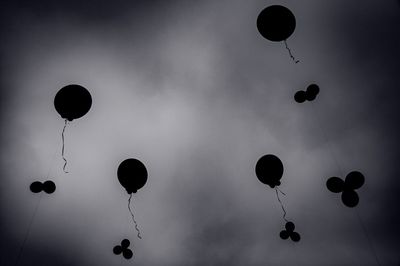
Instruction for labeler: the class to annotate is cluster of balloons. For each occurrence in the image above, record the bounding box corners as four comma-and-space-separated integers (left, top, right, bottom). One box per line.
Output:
294, 84, 320, 103
280, 221, 301, 242
326, 171, 365, 208
113, 239, 133, 260
29, 180, 56, 194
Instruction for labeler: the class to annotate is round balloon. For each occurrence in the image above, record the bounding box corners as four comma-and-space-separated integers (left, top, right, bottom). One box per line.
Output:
326, 177, 345, 193
341, 190, 359, 208
257, 5, 296, 42
294, 90, 306, 103
255, 154, 284, 188
54, 84, 92, 121
43, 180, 56, 194
345, 171, 364, 190
117, 158, 148, 194
30, 181, 43, 193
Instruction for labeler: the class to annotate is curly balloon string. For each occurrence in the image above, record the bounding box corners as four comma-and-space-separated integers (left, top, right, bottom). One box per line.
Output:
284, 40, 299, 63
128, 194, 142, 239
275, 187, 289, 223
61, 119, 69, 173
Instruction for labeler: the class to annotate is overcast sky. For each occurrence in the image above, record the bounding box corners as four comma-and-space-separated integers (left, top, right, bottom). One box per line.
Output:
1, 0, 400, 265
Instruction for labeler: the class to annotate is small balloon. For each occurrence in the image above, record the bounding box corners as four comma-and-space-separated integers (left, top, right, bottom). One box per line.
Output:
290, 232, 301, 242
123, 249, 133, 259
30, 181, 43, 193
341, 190, 359, 208
306, 84, 320, 97
117, 158, 148, 194
255, 154, 284, 188
54, 84, 92, 121
294, 91, 306, 103
345, 171, 365, 190
113, 246, 122, 255
280, 230, 289, 240
121, 239, 130, 249
285, 221, 295, 232
257, 5, 296, 42
43, 181, 56, 194
326, 177, 344, 193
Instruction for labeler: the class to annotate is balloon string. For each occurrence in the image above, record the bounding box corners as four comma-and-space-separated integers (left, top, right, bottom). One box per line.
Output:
61, 119, 69, 173
128, 194, 142, 239
284, 40, 299, 63
275, 188, 289, 222
13, 194, 43, 266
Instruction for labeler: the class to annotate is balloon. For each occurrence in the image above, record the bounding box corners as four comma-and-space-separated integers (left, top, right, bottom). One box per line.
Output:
341, 190, 359, 208
257, 5, 296, 42
326, 177, 345, 193
54, 84, 92, 121
123, 249, 133, 259
30, 180, 56, 194
121, 239, 130, 249
113, 246, 122, 255
30, 181, 43, 193
280, 221, 301, 242
290, 232, 301, 242
294, 91, 306, 103
117, 158, 148, 194
305, 84, 319, 101
255, 154, 284, 188
280, 230, 289, 239
285, 221, 295, 232
43, 181, 56, 194
345, 171, 365, 189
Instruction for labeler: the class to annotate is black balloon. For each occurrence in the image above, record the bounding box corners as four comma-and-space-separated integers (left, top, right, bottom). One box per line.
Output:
255, 154, 284, 188
54, 84, 92, 121
123, 249, 133, 259
280, 230, 289, 240
285, 221, 295, 232
326, 177, 345, 193
30, 181, 43, 193
257, 5, 296, 42
341, 190, 359, 208
290, 232, 301, 242
306, 84, 320, 96
117, 158, 148, 194
113, 245, 122, 255
345, 171, 365, 189
294, 91, 306, 103
121, 239, 130, 249
43, 180, 56, 194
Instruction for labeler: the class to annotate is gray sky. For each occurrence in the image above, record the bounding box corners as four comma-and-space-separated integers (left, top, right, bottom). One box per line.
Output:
1, 0, 400, 265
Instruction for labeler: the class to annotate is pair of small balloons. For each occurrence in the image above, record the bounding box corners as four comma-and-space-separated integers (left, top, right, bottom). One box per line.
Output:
30, 180, 56, 194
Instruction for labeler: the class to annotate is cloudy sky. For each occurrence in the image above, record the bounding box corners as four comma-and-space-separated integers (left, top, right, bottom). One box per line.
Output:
1, 0, 399, 265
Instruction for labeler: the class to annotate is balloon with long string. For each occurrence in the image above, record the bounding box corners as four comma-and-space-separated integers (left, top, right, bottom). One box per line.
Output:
255, 154, 301, 242
54, 84, 92, 173
257, 5, 299, 63
117, 158, 148, 240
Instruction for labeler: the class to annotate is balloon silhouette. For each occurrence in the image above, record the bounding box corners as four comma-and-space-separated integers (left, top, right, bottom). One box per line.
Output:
117, 158, 148, 194
113, 239, 133, 260
117, 158, 148, 240
257, 5, 298, 63
326, 171, 365, 207
54, 84, 92, 121
54, 84, 92, 173
30, 180, 56, 194
294, 84, 320, 103
280, 221, 301, 242
255, 154, 284, 188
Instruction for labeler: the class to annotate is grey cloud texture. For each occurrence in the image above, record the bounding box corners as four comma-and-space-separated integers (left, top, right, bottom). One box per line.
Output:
1, 0, 400, 265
